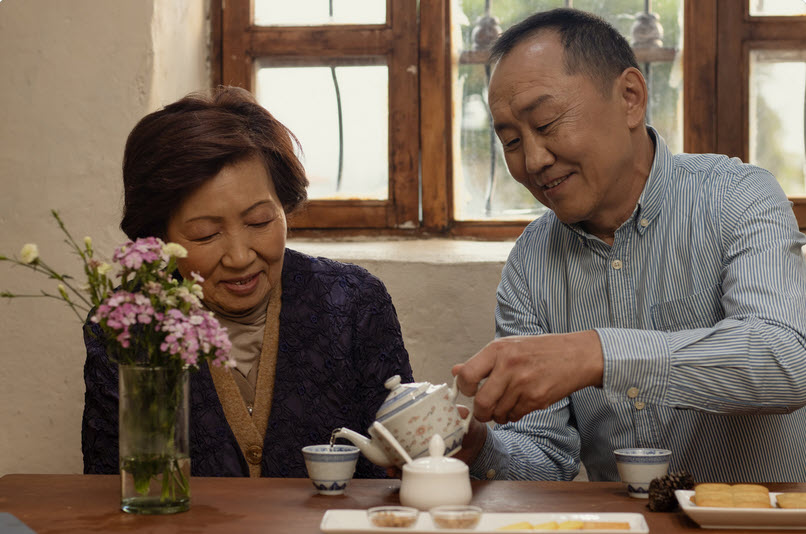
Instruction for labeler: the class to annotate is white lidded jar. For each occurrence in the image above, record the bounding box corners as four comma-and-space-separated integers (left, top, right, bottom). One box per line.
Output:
399, 434, 472, 510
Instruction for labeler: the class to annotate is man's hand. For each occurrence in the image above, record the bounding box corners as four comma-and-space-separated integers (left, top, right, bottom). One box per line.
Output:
452, 331, 604, 424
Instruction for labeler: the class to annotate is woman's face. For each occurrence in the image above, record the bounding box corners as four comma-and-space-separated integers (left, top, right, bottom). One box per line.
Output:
165, 155, 287, 315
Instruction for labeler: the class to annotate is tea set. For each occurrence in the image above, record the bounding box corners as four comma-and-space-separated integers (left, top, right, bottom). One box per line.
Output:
332, 374, 474, 468
305, 374, 475, 509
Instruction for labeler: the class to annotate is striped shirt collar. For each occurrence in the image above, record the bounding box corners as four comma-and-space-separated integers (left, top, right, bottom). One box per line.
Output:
635, 126, 671, 235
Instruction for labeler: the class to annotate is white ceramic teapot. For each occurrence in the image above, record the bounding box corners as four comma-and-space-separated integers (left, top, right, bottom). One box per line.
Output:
331, 375, 473, 468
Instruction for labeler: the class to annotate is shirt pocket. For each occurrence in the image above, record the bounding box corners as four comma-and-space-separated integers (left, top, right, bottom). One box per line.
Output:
650, 283, 724, 332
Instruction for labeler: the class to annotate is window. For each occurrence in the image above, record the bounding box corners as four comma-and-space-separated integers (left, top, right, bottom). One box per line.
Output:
703, 0, 806, 226
217, 0, 419, 231
683, 0, 806, 227
214, 0, 806, 236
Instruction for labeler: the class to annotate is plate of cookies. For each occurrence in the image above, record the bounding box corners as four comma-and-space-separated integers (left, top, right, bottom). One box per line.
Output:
675, 483, 806, 529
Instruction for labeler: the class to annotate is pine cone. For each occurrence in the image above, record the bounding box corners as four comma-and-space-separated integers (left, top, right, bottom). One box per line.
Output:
646, 471, 696, 512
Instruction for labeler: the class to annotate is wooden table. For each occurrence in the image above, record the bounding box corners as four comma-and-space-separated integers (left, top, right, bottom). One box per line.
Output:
1, 475, 804, 533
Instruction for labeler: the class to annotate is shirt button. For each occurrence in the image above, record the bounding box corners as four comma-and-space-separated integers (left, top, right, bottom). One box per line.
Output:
640, 218, 650, 227
634, 401, 646, 410
627, 387, 639, 398
611, 259, 623, 270
486, 469, 496, 479
246, 445, 262, 465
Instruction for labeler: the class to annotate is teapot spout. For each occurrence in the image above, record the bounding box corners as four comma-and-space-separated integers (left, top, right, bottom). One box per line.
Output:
331, 427, 394, 467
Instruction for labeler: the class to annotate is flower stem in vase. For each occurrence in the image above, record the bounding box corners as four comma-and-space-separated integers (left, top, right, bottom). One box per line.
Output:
119, 364, 191, 514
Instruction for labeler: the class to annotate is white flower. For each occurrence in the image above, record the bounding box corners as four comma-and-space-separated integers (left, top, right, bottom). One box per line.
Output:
83, 236, 92, 248
190, 283, 204, 299
162, 242, 188, 259
174, 285, 200, 306
20, 244, 39, 264
58, 283, 69, 300
97, 262, 113, 276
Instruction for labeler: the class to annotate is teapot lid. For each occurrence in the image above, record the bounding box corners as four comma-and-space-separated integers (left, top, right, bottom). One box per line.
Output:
375, 375, 435, 422
403, 434, 467, 474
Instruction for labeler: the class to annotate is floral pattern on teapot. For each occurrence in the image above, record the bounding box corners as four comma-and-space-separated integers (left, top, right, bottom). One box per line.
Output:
372, 380, 469, 462
331, 375, 474, 468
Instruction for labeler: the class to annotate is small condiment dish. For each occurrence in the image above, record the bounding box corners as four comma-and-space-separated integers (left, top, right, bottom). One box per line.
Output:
367, 505, 419, 528
429, 504, 482, 529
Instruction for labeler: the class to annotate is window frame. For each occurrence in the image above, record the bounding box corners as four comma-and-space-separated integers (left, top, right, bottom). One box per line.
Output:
709, 0, 806, 228
215, 0, 419, 232
214, 0, 806, 237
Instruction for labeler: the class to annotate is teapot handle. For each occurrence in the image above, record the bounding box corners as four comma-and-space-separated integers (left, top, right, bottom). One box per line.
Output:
450, 376, 475, 434
459, 402, 474, 434
449, 375, 460, 400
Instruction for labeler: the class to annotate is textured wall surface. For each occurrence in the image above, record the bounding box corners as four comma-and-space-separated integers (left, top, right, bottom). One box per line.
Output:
0, 0, 210, 475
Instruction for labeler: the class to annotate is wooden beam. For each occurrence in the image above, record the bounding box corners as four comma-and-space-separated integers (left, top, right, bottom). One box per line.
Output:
221, 0, 252, 89
420, 0, 451, 231
248, 27, 393, 57
288, 201, 392, 229
715, 0, 748, 159
209, 0, 223, 87
684, 0, 717, 154
388, 0, 420, 228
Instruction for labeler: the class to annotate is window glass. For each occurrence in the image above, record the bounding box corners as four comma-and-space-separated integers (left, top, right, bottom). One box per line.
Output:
255, 64, 389, 200
749, 50, 806, 195
453, 0, 682, 220
749, 0, 806, 17
253, 1, 386, 26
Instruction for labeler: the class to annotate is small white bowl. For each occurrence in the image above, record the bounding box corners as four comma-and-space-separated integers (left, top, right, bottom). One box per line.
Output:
367, 506, 419, 528
301, 444, 359, 495
429, 504, 482, 529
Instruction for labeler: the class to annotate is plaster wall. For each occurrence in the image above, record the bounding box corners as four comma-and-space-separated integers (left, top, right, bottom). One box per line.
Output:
0, 0, 212, 475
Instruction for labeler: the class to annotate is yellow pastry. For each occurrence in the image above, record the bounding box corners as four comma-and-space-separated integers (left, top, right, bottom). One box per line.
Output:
777, 493, 806, 509
497, 521, 534, 530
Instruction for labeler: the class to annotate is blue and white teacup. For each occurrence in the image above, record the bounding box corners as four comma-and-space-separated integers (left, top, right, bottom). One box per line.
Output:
614, 448, 672, 499
302, 444, 360, 495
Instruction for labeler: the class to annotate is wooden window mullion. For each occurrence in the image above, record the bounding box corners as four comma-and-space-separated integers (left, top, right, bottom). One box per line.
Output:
389, 0, 420, 228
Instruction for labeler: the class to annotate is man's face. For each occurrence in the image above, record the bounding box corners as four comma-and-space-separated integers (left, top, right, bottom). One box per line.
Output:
488, 31, 638, 229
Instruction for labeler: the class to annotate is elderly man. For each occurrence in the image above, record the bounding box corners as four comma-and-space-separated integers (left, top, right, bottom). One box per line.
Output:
454, 8, 806, 483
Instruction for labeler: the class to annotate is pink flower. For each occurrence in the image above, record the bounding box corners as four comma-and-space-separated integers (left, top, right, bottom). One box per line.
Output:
112, 237, 165, 270
91, 290, 157, 350
155, 308, 231, 367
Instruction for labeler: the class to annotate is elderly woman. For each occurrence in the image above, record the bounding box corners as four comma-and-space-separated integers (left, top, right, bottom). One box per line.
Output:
82, 86, 413, 478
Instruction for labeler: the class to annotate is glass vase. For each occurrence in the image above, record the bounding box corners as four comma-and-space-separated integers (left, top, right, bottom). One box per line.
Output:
118, 364, 190, 514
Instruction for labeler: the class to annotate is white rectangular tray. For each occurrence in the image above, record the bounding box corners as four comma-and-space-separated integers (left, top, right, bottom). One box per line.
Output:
320, 510, 649, 533
676, 490, 806, 529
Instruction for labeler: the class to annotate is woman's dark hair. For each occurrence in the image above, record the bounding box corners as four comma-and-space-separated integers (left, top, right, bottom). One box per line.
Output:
489, 8, 640, 97
121, 86, 308, 240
